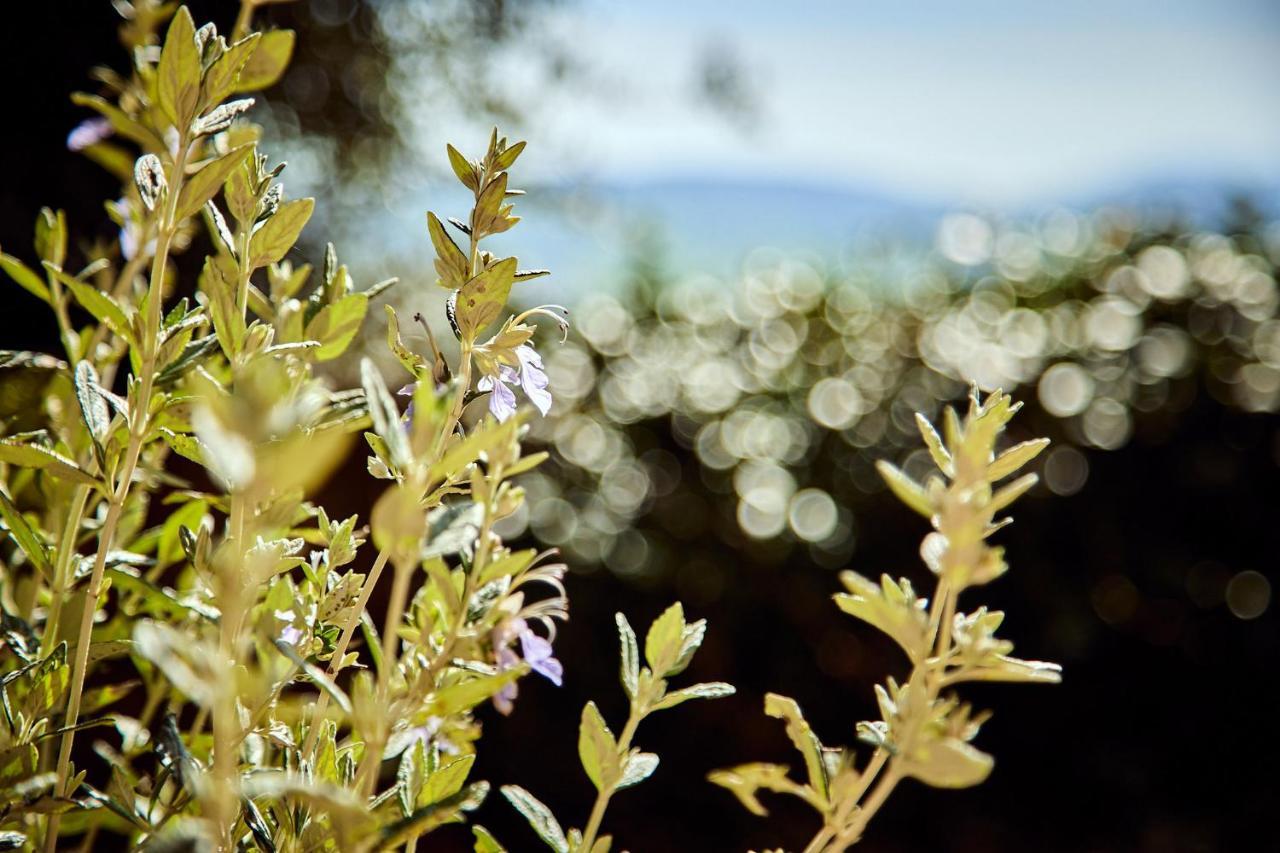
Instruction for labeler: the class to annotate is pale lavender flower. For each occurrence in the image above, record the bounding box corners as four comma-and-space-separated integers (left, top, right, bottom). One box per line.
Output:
120, 226, 139, 262
490, 615, 563, 714
67, 118, 112, 152
520, 628, 563, 686
477, 344, 552, 421
405, 717, 458, 755
397, 382, 416, 426
275, 609, 303, 647
493, 646, 522, 715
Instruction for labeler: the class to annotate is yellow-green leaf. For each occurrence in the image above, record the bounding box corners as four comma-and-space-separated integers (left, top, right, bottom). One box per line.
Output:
304, 292, 368, 361
175, 145, 252, 222
0, 441, 97, 486
454, 257, 516, 340
156, 7, 201, 129
44, 263, 130, 339
0, 487, 53, 578
203, 33, 261, 104
1, 253, 50, 303
235, 30, 295, 92
248, 198, 313, 268
578, 701, 618, 791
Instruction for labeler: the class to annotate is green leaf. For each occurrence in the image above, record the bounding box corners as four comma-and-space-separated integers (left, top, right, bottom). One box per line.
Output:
426, 667, 523, 717
305, 293, 368, 361
69, 93, 163, 149
875, 460, 935, 518
423, 753, 474, 805
989, 472, 1039, 515
670, 617, 707, 677
988, 438, 1050, 482
225, 160, 257, 225
385, 304, 429, 375
0, 440, 98, 486
175, 145, 252, 222
235, 29, 295, 92
360, 358, 411, 469
1, 253, 50, 303
833, 572, 930, 662
492, 140, 526, 171
274, 639, 352, 714
105, 568, 207, 620
132, 621, 216, 706
903, 737, 994, 789
577, 701, 618, 791
44, 264, 130, 339
201, 257, 244, 359
472, 826, 506, 853
473, 172, 510, 237
915, 413, 953, 476
616, 751, 658, 790
615, 612, 639, 700
650, 682, 735, 711
203, 33, 261, 104
763, 693, 829, 805
241, 797, 275, 853
0, 488, 53, 578
644, 602, 685, 677
156, 7, 201, 129
707, 762, 818, 817
74, 361, 110, 445
422, 502, 484, 560
446, 144, 479, 192
378, 782, 489, 848
248, 198, 314, 269
157, 334, 220, 386
499, 785, 568, 853
427, 415, 519, 485
158, 428, 207, 466
454, 257, 516, 339
428, 211, 469, 290
35, 208, 66, 268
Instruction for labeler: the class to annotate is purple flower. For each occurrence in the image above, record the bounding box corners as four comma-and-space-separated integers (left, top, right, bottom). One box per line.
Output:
406, 717, 457, 754
280, 625, 302, 646
67, 118, 113, 152
493, 646, 521, 715
397, 382, 417, 427
477, 344, 552, 422
490, 616, 563, 715
520, 628, 563, 686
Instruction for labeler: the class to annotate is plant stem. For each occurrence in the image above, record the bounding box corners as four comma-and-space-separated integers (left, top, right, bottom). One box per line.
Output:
300, 547, 391, 759
46, 135, 190, 852
829, 766, 904, 850
45, 272, 79, 364
802, 557, 962, 852
232, 0, 256, 40
40, 484, 91, 650
580, 697, 646, 850
354, 557, 413, 799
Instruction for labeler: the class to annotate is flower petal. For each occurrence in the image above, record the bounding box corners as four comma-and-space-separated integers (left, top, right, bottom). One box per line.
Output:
520, 630, 564, 686
487, 378, 518, 421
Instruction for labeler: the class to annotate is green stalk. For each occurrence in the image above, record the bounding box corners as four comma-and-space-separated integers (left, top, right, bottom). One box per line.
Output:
300, 546, 391, 759
46, 134, 191, 851
40, 484, 91, 650
579, 699, 646, 850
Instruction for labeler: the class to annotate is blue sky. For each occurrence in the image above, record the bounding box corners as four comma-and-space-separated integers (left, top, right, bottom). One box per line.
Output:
488, 0, 1280, 206
319, 1, 1280, 288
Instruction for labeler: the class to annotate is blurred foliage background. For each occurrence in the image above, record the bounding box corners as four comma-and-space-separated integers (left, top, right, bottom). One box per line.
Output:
3, 1, 1278, 850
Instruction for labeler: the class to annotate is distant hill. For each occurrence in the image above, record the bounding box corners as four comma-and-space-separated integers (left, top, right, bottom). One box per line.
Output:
344, 174, 1279, 296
